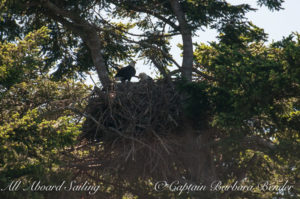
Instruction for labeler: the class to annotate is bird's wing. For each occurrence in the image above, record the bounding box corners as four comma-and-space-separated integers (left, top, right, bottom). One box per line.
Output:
115, 66, 129, 77
129, 67, 136, 76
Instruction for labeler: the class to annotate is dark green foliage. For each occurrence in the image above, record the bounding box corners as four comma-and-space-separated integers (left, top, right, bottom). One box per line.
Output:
177, 81, 212, 128
257, 0, 284, 11
0, 27, 89, 199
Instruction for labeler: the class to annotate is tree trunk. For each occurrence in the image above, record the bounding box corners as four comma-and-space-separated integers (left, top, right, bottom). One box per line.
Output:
169, 0, 193, 82
41, 0, 111, 88
83, 29, 111, 89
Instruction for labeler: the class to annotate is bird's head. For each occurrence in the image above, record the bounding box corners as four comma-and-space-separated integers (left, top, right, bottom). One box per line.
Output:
129, 61, 136, 67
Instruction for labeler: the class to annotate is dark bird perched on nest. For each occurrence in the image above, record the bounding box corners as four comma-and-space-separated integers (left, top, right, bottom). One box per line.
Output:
115, 61, 136, 82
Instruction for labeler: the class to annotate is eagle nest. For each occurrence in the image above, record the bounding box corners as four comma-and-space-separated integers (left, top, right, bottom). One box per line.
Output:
82, 80, 183, 141
77, 80, 213, 182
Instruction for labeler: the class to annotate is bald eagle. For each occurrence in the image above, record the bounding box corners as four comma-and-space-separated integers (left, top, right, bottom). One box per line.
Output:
115, 61, 136, 82
138, 73, 153, 81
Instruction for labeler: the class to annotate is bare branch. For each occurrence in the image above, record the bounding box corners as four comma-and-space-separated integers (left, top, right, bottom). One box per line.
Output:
242, 135, 276, 150
192, 68, 216, 81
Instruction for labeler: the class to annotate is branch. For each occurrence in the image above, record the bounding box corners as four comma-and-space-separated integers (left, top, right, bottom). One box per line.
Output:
97, 14, 179, 38
192, 68, 216, 81
42, 0, 90, 29
110, 1, 179, 30
242, 135, 276, 150
149, 56, 171, 80
125, 38, 181, 68
113, 34, 181, 70
41, 0, 111, 88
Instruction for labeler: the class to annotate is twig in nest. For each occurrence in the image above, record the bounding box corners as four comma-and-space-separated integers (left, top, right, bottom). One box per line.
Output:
152, 130, 170, 154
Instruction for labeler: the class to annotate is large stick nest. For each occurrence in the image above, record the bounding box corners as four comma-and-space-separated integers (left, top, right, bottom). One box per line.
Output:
82, 80, 183, 142
78, 81, 213, 182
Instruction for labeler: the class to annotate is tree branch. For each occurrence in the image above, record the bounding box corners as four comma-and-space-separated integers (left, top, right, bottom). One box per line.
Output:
149, 56, 172, 80
110, 1, 179, 30
242, 135, 276, 150
119, 35, 181, 69
41, 0, 111, 88
192, 68, 216, 81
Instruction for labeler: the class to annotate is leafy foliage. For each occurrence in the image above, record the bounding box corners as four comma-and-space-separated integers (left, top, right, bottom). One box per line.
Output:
0, 27, 89, 199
